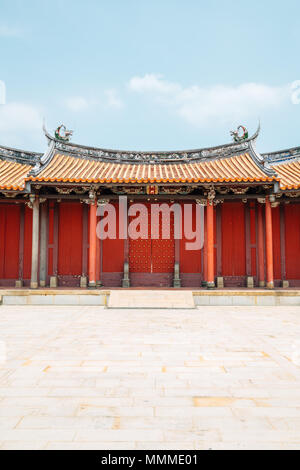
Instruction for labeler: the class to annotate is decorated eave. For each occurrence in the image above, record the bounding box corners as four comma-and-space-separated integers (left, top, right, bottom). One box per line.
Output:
2, 123, 300, 194
25, 124, 278, 188
0, 144, 41, 192
262, 146, 300, 191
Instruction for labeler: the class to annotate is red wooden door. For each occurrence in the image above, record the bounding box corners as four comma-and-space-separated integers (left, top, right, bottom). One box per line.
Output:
129, 203, 175, 286
221, 202, 246, 282
0, 204, 20, 282
58, 202, 83, 285
102, 202, 125, 286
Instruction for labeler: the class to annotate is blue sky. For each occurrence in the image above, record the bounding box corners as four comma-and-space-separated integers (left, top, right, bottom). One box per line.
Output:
0, 0, 299, 153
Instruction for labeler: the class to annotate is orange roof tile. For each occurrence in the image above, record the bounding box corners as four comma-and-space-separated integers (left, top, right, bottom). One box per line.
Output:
272, 159, 300, 190
28, 152, 276, 185
0, 160, 31, 190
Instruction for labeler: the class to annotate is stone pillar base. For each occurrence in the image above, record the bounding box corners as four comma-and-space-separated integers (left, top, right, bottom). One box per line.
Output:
217, 277, 224, 289
96, 280, 102, 288
259, 280, 266, 288
173, 262, 181, 288
89, 281, 96, 288
80, 276, 87, 288
122, 279, 130, 288
40, 280, 46, 288
282, 280, 289, 288
247, 276, 254, 289
50, 276, 58, 288
207, 281, 215, 289
30, 281, 38, 289
122, 261, 130, 288
15, 280, 23, 288
266, 281, 274, 289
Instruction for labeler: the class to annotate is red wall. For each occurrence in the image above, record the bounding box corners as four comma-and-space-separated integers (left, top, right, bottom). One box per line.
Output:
180, 202, 202, 274
272, 206, 281, 281
0, 200, 299, 288
285, 204, 300, 280
0, 204, 20, 280
221, 202, 246, 277
23, 206, 32, 282
249, 203, 257, 277
58, 203, 83, 277
102, 202, 124, 273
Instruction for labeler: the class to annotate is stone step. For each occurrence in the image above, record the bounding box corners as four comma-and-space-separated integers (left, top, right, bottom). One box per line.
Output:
108, 290, 195, 309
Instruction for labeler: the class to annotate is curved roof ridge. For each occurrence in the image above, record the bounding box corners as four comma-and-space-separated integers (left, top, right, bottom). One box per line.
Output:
263, 145, 300, 165
43, 123, 260, 157
0, 143, 41, 166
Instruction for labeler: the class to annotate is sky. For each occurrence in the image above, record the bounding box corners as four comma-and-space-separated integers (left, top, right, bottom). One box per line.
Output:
0, 0, 300, 153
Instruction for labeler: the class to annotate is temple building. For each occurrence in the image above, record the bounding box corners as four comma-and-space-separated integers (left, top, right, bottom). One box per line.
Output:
0, 125, 300, 290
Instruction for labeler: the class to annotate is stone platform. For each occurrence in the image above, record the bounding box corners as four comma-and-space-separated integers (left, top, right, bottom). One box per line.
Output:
0, 289, 109, 306
108, 290, 195, 309
0, 288, 300, 308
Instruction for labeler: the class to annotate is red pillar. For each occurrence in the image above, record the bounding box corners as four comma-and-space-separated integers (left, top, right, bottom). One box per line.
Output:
257, 203, 265, 287
203, 208, 208, 286
265, 197, 274, 289
89, 202, 97, 287
206, 202, 215, 288
96, 233, 101, 287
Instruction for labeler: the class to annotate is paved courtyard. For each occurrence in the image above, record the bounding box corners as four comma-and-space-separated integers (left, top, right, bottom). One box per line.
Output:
0, 305, 300, 450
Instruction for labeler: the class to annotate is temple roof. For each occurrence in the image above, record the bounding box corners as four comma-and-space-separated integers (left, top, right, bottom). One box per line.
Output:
0, 125, 299, 192
28, 152, 276, 185
271, 159, 300, 190
0, 159, 31, 190
0, 144, 40, 191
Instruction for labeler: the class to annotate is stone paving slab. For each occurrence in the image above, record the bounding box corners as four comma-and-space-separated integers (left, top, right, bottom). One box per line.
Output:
108, 290, 195, 308
0, 305, 300, 449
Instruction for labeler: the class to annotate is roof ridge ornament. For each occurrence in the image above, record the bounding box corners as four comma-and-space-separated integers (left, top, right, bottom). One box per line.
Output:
54, 124, 73, 142
230, 125, 249, 143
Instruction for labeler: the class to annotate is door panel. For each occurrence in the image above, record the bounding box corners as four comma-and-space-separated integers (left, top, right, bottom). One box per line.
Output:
285, 204, 300, 280
129, 203, 175, 284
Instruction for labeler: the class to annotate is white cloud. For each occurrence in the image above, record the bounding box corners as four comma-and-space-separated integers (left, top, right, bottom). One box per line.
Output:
129, 74, 289, 127
0, 25, 22, 37
0, 102, 41, 132
65, 90, 123, 112
105, 89, 123, 109
65, 96, 89, 112
129, 74, 180, 95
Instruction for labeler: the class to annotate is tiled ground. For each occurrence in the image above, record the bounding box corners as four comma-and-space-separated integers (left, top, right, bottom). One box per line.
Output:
0, 305, 300, 450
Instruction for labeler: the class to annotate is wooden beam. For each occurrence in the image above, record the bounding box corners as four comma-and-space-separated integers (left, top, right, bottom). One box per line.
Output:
206, 202, 215, 288
18, 204, 25, 282
30, 197, 39, 289
39, 201, 48, 287
265, 197, 274, 289
245, 203, 251, 277
280, 204, 286, 281
216, 204, 222, 277
88, 202, 97, 287
82, 203, 88, 277
53, 202, 59, 277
